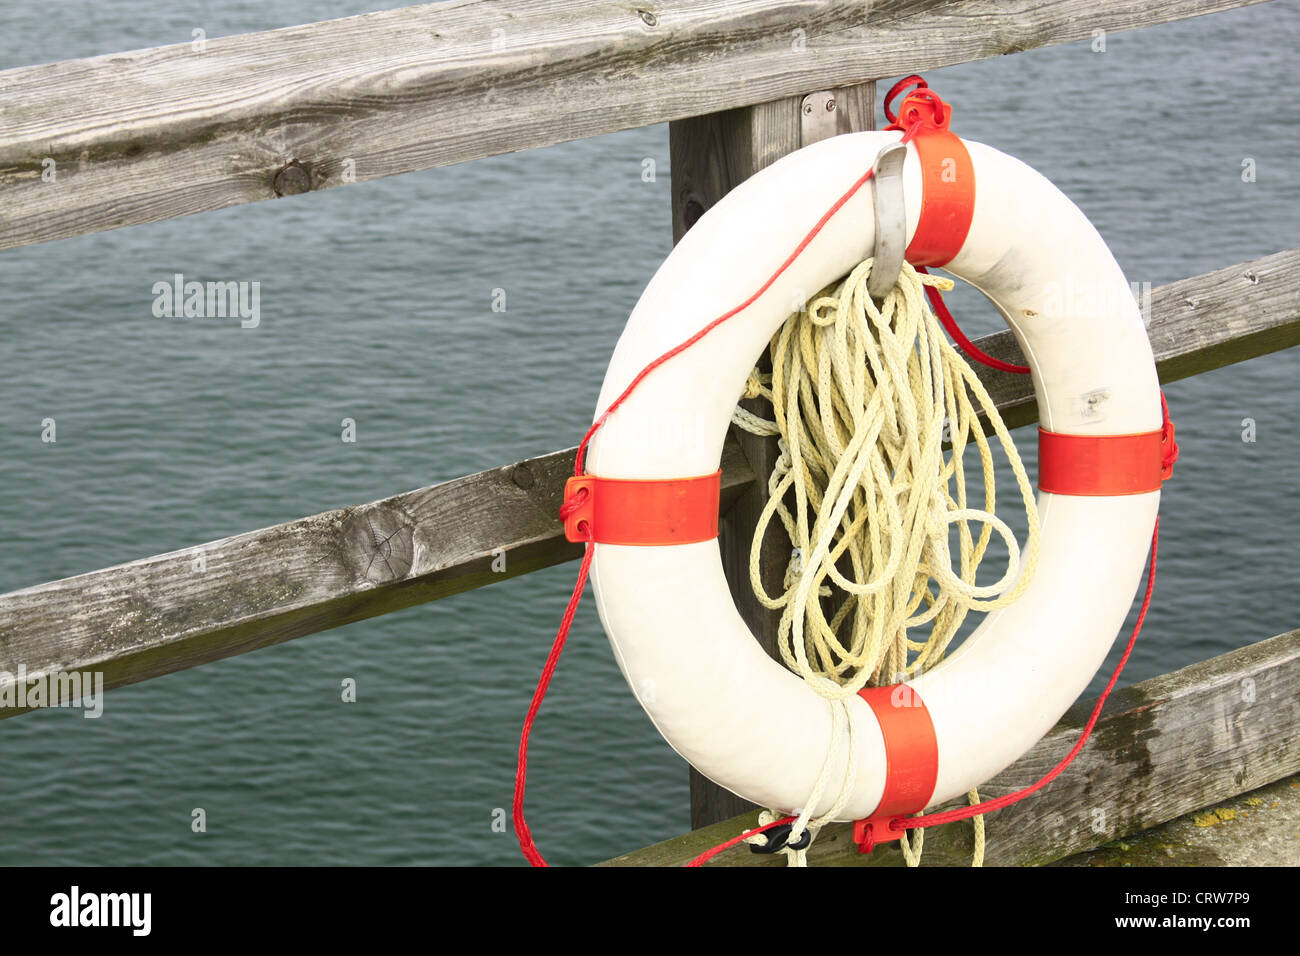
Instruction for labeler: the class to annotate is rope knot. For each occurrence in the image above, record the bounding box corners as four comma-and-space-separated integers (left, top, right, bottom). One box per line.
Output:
745, 810, 814, 864
558, 484, 588, 520
809, 296, 840, 326
883, 76, 952, 134
558, 485, 592, 539
1160, 391, 1180, 480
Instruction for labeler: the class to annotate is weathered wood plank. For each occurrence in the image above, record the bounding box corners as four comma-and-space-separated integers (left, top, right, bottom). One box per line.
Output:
1054, 772, 1300, 866
0, 251, 1294, 716
0, 439, 754, 718
672, 81, 877, 829
0, 0, 1267, 249
601, 629, 1300, 866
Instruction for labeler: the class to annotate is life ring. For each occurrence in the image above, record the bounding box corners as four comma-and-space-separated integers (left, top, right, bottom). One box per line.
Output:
562, 104, 1169, 832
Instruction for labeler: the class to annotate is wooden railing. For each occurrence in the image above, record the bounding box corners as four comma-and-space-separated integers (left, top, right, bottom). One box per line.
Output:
0, 0, 1267, 250
0, 0, 1291, 865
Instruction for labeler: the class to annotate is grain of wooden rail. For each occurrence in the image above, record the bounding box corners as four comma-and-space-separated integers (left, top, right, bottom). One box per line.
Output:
0, 443, 755, 716
601, 629, 1300, 866
0, 0, 1267, 250
0, 250, 1295, 718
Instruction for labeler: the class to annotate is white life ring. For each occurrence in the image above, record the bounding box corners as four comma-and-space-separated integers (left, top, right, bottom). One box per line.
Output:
576, 126, 1162, 822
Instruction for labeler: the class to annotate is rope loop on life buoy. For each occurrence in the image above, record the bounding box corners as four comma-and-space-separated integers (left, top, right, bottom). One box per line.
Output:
733, 259, 1041, 698
728, 257, 1038, 864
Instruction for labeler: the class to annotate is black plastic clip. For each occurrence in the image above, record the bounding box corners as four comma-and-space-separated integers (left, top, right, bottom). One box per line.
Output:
748, 822, 812, 854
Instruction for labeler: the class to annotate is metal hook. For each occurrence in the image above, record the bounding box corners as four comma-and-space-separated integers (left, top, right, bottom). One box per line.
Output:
867, 142, 908, 301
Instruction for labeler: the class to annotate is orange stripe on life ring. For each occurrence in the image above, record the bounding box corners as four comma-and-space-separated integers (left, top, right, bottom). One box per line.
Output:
853, 684, 939, 851
562, 472, 721, 545
905, 129, 975, 268
1038, 429, 1166, 496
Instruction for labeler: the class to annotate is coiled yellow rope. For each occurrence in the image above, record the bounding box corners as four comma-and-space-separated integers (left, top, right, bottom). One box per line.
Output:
733, 258, 1039, 867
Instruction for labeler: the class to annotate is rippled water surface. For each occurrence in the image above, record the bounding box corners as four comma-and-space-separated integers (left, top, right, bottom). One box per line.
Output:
0, 2, 1296, 865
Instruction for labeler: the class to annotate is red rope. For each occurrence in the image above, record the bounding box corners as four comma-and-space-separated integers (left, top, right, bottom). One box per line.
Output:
918, 268, 1031, 375
684, 815, 795, 868
891, 515, 1160, 832
512, 537, 594, 867
883, 75, 929, 127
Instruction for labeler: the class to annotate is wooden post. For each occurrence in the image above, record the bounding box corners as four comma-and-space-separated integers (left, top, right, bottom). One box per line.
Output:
670, 82, 876, 829
0, 0, 1257, 252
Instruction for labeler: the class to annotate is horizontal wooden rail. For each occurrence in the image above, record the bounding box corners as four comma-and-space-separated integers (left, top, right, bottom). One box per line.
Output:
0, 0, 1266, 250
0, 250, 1295, 714
0, 442, 753, 717
602, 629, 1300, 865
